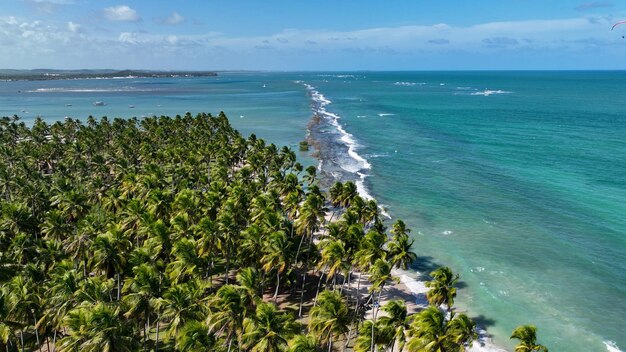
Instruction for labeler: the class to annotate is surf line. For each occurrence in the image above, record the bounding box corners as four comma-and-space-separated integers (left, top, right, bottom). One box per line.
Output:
301, 82, 390, 219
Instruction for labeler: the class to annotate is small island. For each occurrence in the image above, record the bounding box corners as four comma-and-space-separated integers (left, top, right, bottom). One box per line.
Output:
0, 69, 217, 81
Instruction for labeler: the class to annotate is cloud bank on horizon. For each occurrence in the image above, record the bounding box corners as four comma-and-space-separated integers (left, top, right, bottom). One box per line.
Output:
1, 0, 625, 70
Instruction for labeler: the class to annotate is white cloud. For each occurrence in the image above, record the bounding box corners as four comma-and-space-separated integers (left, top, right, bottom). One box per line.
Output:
164, 12, 184, 25
23, 0, 74, 13
0, 15, 624, 70
67, 21, 80, 33
118, 32, 139, 43
103, 5, 141, 22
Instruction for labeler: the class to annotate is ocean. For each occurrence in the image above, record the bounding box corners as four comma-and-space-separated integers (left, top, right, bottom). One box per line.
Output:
1, 71, 624, 351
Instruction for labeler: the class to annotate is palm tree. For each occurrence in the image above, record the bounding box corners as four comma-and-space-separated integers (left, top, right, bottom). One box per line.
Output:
175, 320, 216, 352
367, 258, 398, 352
288, 334, 319, 352
406, 306, 450, 352
353, 320, 388, 352
406, 306, 477, 352
308, 290, 350, 352
207, 284, 251, 351
58, 302, 139, 352
91, 225, 130, 300
510, 325, 549, 352
122, 263, 161, 351
159, 280, 207, 338
379, 300, 411, 352
242, 302, 299, 352
388, 220, 417, 270
5, 275, 41, 351
425, 266, 459, 312
260, 231, 292, 302
447, 313, 478, 350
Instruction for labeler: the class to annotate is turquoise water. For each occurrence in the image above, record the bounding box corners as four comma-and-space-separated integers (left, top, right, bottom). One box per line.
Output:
2, 72, 625, 351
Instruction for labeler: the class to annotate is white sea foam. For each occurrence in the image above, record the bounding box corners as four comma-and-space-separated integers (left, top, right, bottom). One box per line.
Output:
28, 87, 150, 93
442, 230, 453, 235
470, 90, 512, 96
377, 113, 395, 117
304, 83, 390, 219
393, 81, 425, 86
397, 271, 507, 352
605, 341, 623, 352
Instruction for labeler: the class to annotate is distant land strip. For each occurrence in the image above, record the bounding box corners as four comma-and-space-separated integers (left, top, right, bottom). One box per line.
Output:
0, 69, 217, 81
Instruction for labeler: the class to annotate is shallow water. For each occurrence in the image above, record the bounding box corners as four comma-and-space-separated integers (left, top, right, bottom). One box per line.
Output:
2, 71, 625, 351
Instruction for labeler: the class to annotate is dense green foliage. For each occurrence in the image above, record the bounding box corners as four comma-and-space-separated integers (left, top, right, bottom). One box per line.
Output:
0, 113, 544, 351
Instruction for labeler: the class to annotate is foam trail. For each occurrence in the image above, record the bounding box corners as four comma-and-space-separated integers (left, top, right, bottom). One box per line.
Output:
470, 89, 512, 96
303, 83, 390, 218
605, 341, 623, 352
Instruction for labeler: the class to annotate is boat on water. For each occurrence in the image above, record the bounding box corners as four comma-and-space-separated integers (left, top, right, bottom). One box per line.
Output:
129, 105, 135, 108
93, 101, 105, 106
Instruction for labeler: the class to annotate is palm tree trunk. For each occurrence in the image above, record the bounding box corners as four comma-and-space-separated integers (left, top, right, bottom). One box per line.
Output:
155, 316, 160, 352
340, 271, 348, 295
33, 313, 40, 346
225, 248, 230, 284
356, 271, 362, 324
328, 334, 333, 352
143, 320, 147, 351
46, 335, 50, 352
117, 273, 121, 301
273, 272, 280, 303
298, 272, 306, 317
344, 322, 354, 351
53, 329, 57, 352
19, 331, 24, 352
313, 266, 327, 306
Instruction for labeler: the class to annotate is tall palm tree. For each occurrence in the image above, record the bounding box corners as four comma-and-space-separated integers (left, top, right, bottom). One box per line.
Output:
260, 231, 292, 302
207, 284, 251, 351
425, 266, 459, 312
388, 220, 418, 270
447, 313, 478, 351
175, 320, 216, 352
406, 306, 477, 352
122, 263, 161, 351
58, 302, 139, 352
288, 334, 319, 352
159, 280, 207, 338
367, 258, 398, 352
406, 306, 450, 352
510, 325, 549, 352
242, 302, 299, 352
308, 290, 350, 352
378, 299, 411, 352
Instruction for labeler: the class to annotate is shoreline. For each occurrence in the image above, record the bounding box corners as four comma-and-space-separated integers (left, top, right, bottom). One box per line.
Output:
303, 82, 508, 352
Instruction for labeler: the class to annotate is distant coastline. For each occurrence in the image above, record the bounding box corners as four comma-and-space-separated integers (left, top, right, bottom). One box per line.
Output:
0, 69, 217, 81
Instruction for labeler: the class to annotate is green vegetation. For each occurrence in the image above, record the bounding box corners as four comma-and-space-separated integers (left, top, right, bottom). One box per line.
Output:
0, 113, 544, 351
299, 141, 309, 152
0, 69, 217, 81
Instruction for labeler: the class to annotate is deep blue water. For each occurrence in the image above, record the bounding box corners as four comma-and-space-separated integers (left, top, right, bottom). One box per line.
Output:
1, 71, 624, 351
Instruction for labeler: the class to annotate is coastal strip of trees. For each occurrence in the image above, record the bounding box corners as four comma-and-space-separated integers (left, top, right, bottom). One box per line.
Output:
0, 113, 547, 351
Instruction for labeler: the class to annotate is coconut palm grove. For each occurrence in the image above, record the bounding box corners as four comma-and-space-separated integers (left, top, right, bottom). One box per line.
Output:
0, 113, 547, 351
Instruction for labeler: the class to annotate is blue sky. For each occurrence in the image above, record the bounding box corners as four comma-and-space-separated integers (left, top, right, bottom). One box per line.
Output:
1, 0, 625, 70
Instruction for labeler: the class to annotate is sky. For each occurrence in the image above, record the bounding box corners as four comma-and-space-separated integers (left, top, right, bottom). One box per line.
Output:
0, 0, 625, 70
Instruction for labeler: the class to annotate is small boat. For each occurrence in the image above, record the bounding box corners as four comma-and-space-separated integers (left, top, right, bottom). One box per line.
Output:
66, 104, 72, 107
93, 101, 105, 106
129, 105, 135, 108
